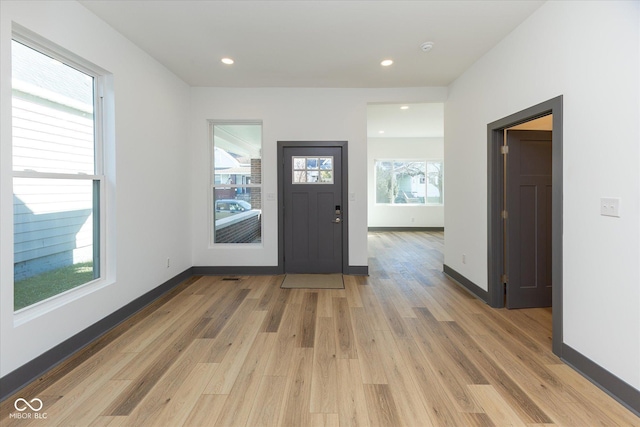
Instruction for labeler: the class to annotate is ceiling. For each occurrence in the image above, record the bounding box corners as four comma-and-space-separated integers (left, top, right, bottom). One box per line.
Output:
79, 0, 544, 88
367, 103, 443, 138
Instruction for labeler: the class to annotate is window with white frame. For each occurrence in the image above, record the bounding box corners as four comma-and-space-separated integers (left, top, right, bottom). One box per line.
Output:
375, 160, 443, 205
12, 35, 107, 311
210, 122, 262, 244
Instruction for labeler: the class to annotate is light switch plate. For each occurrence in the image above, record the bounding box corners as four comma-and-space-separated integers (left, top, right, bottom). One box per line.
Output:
600, 197, 620, 217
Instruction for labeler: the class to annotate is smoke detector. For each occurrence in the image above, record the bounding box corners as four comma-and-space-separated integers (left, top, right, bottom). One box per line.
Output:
420, 42, 434, 52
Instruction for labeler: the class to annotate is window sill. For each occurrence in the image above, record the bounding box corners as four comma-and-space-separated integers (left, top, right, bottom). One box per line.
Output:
13, 277, 114, 327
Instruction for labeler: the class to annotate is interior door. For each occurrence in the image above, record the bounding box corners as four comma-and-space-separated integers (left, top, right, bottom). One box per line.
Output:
283, 146, 343, 273
506, 130, 552, 308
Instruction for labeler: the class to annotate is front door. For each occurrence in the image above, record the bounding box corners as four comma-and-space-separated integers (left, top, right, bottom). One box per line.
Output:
283, 146, 343, 273
506, 130, 552, 308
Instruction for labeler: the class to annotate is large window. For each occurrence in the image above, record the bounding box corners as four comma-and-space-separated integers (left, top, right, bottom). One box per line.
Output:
12, 36, 106, 311
211, 122, 262, 244
375, 160, 443, 205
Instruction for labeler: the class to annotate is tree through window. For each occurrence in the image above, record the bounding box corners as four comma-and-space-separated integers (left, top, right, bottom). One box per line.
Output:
375, 160, 443, 205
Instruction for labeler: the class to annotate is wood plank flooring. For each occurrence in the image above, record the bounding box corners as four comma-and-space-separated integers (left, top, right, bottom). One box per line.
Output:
2, 231, 638, 426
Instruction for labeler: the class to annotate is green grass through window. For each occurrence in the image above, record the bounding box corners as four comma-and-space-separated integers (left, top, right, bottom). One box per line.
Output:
14, 262, 94, 311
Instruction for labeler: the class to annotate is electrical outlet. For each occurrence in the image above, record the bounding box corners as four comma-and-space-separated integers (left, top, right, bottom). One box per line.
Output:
411, 217, 415, 223
462, 254, 467, 264
600, 198, 620, 217
166, 258, 170, 268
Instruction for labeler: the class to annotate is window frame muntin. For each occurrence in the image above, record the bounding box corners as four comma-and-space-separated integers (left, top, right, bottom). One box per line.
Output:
291, 155, 335, 184
425, 159, 444, 205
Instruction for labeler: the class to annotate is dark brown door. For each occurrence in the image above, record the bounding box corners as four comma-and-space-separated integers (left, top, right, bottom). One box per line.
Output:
283, 146, 342, 273
506, 130, 552, 308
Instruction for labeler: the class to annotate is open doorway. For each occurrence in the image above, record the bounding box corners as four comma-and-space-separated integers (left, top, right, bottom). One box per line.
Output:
366, 103, 445, 229
487, 96, 563, 357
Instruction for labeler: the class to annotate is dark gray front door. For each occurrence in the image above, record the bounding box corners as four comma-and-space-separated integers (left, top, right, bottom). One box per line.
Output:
284, 146, 342, 273
506, 130, 552, 308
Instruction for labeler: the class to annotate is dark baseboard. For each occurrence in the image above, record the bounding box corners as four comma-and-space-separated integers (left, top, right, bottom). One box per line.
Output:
191, 266, 283, 276
4, 264, 638, 420
192, 265, 369, 276
347, 265, 369, 276
368, 227, 444, 232
0, 268, 194, 401
442, 264, 488, 303
442, 263, 639, 417
0, 262, 368, 400
562, 344, 640, 417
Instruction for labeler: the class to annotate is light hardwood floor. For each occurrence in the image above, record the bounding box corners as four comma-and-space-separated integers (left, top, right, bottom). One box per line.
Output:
2, 231, 638, 426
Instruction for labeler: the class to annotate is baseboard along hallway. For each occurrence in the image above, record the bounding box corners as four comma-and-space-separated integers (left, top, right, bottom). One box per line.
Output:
1, 232, 637, 426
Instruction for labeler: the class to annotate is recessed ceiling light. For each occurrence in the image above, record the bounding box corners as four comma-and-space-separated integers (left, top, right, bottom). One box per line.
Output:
400, 106, 409, 110
221, 57, 234, 65
378, 130, 385, 134
380, 59, 393, 67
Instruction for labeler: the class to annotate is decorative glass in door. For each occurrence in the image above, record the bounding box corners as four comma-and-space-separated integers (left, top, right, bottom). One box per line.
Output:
292, 156, 333, 184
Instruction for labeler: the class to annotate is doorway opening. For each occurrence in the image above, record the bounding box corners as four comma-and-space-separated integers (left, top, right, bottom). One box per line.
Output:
487, 96, 563, 357
366, 103, 445, 229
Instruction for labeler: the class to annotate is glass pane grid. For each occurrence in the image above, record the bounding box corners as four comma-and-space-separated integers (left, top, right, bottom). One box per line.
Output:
292, 156, 334, 184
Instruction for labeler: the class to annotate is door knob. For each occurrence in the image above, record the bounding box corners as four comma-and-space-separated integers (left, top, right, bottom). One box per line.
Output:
332, 218, 341, 223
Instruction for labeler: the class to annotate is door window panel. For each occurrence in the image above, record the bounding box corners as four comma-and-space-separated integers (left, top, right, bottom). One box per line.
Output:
292, 156, 333, 184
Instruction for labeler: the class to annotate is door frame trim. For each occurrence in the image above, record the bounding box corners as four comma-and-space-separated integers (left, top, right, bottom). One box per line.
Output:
487, 96, 563, 356
277, 141, 349, 274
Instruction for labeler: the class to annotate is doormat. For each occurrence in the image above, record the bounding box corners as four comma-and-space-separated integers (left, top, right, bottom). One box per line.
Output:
281, 274, 344, 289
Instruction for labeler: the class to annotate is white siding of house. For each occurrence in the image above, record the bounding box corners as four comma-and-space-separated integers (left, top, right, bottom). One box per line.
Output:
12, 90, 95, 280
12, 93, 94, 174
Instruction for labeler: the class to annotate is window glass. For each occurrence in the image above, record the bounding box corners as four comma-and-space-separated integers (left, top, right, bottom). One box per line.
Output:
375, 160, 443, 205
426, 161, 444, 204
292, 156, 333, 184
211, 123, 262, 244
12, 39, 103, 311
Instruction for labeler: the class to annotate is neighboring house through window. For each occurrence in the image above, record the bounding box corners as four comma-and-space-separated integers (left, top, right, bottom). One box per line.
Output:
375, 160, 443, 205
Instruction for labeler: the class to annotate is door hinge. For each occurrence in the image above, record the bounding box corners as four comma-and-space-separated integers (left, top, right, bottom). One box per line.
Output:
501, 210, 508, 219
501, 145, 509, 155
501, 274, 508, 283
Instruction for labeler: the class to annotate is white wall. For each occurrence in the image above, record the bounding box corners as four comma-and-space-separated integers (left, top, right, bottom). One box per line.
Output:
0, 1, 191, 377
189, 87, 447, 267
368, 137, 444, 227
445, 1, 640, 389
